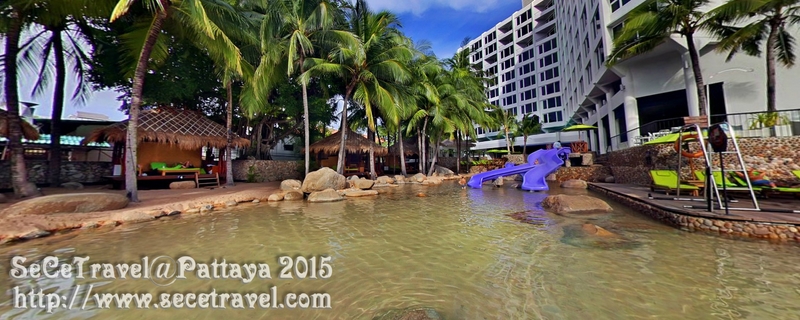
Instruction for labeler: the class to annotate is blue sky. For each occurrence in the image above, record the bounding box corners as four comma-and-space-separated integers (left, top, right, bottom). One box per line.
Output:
18, 0, 522, 121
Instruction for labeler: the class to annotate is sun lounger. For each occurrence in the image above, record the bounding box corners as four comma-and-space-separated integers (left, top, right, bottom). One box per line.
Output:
650, 170, 700, 196
728, 173, 800, 198
793, 170, 800, 180
694, 170, 755, 191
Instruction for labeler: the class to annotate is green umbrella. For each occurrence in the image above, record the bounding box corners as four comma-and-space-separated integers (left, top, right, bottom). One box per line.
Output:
561, 124, 598, 132
643, 131, 708, 145
486, 149, 509, 154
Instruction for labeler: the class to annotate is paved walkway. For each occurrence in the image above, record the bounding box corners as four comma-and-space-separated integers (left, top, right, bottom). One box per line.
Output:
591, 183, 800, 225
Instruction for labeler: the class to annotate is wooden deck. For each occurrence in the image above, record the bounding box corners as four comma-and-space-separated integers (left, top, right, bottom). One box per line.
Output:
590, 183, 800, 225
103, 173, 220, 190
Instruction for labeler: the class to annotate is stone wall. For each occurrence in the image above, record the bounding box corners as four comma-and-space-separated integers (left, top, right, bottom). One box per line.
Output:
590, 184, 800, 243
503, 154, 527, 165
0, 161, 113, 189
554, 166, 612, 182
606, 137, 800, 186
233, 160, 303, 182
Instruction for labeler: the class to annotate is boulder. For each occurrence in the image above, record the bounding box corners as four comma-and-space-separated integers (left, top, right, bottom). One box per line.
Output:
225, 201, 238, 207
376, 176, 395, 184
373, 307, 443, 320
280, 179, 302, 191
2, 193, 129, 216
61, 182, 84, 190
422, 177, 443, 185
268, 192, 285, 202
411, 173, 426, 183
283, 190, 304, 201
541, 194, 613, 214
604, 176, 616, 183
301, 168, 346, 193
493, 177, 504, 187
169, 181, 196, 189
394, 175, 406, 183
354, 179, 375, 190
307, 189, 344, 203
546, 173, 557, 181
560, 179, 588, 189
343, 190, 379, 197
433, 165, 455, 177
348, 175, 361, 181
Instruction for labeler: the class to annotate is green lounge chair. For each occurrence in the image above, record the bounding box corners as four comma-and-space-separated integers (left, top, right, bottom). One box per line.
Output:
728, 172, 800, 198
650, 170, 700, 196
694, 170, 754, 191
793, 170, 800, 180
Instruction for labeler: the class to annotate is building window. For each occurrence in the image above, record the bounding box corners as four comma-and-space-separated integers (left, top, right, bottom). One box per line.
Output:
502, 95, 517, 106
283, 144, 294, 151
540, 81, 561, 96
519, 89, 536, 101
507, 107, 518, 116
502, 82, 516, 94
519, 75, 536, 88
539, 67, 559, 82
522, 102, 536, 114
539, 53, 558, 68
541, 96, 562, 109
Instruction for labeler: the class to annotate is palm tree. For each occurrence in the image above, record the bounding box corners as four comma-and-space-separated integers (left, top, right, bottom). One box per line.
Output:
607, 0, 715, 117
21, 0, 110, 187
258, 0, 351, 177
109, 0, 246, 201
710, 0, 800, 112
1, 0, 40, 197
515, 113, 543, 155
301, 0, 411, 176
493, 107, 518, 154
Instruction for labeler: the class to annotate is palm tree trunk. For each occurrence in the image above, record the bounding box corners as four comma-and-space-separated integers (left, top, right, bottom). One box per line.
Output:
685, 33, 708, 117
421, 117, 428, 173
505, 128, 512, 154
225, 80, 234, 186
398, 127, 407, 176
368, 129, 376, 179
300, 57, 311, 176
522, 135, 528, 156
336, 89, 353, 175
427, 137, 440, 176
126, 9, 168, 202
417, 128, 423, 172
456, 131, 461, 174
3, 9, 37, 197
49, 30, 66, 187
765, 21, 779, 112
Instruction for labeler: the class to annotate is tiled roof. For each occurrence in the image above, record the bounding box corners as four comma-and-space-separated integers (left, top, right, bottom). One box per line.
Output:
0, 134, 110, 147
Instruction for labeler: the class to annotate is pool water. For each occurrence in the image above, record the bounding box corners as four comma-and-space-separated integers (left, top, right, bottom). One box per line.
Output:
1, 183, 799, 319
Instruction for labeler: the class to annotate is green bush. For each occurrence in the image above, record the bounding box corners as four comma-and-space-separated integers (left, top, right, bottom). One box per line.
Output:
246, 165, 260, 183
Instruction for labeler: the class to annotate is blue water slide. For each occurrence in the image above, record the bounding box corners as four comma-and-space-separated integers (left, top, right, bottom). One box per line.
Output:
520, 147, 571, 191
466, 149, 548, 189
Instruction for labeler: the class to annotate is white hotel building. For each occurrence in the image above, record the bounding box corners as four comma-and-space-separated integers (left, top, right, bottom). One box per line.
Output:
465, 0, 800, 154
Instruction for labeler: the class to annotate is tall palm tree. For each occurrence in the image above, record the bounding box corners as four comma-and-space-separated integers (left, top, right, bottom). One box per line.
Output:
301, 0, 411, 176
493, 107, 518, 154
258, 0, 351, 177
607, 0, 715, 117
515, 113, 543, 155
1, 0, 40, 197
710, 0, 800, 112
109, 0, 246, 201
21, 0, 110, 187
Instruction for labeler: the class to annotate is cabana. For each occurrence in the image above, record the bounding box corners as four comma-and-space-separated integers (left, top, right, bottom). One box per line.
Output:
306, 127, 388, 176
387, 138, 419, 174
83, 107, 249, 188
0, 109, 41, 160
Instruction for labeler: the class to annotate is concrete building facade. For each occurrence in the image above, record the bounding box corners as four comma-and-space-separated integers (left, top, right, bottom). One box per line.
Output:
465, 0, 800, 154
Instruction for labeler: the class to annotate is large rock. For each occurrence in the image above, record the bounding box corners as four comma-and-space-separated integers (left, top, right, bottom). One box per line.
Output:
354, 179, 375, 190
376, 176, 395, 184
169, 181, 196, 189
342, 189, 379, 197
301, 168, 346, 193
2, 193, 129, 216
307, 189, 344, 203
268, 192, 285, 202
283, 190, 304, 201
422, 177, 443, 185
280, 179, 302, 191
394, 175, 406, 183
560, 179, 588, 189
432, 165, 455, 177
604, 176, 616, 183
541, 194, 613, 214
411, 173, 426, 183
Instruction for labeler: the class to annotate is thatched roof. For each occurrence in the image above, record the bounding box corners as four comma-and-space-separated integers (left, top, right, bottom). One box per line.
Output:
306, 127, 388, 156
388, 138, 418, 156
82, 107, 249, 150
0, 109, 40, 140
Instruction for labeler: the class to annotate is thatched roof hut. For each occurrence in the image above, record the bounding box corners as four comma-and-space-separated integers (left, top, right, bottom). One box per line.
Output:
388, 138, 418, 156
0, 109, 40, 140
82, 107, 249, 149
306, 127, 388, 156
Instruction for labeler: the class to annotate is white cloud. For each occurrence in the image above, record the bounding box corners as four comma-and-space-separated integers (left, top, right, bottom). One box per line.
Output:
365, 0, 501, 16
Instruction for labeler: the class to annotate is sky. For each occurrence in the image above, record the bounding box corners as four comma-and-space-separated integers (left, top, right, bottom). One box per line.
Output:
15, 0, 522, 121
